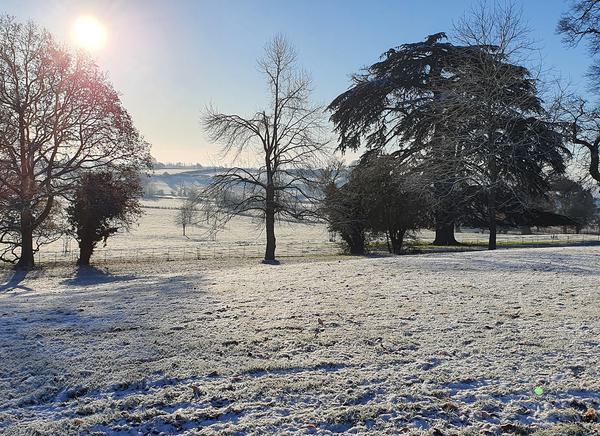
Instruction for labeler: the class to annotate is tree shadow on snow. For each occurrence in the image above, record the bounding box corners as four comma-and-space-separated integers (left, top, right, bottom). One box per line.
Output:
61, 265, 137, 286
0, 269, 33, 293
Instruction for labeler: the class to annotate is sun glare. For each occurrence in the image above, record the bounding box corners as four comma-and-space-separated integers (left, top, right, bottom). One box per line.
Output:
71, 16, 107, 51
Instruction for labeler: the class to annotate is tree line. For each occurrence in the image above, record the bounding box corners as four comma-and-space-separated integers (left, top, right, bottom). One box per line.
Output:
3, 1, 600, 268
201, 1, 600, 261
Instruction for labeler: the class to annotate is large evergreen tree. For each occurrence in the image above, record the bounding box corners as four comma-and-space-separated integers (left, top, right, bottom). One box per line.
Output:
329, 6, 567, 250
328, 33, 477, 245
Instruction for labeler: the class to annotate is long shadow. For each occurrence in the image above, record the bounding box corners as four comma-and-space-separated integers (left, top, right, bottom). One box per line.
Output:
0, 270, 211, 424
60, 265, 137, 286
0, 270, 33, 293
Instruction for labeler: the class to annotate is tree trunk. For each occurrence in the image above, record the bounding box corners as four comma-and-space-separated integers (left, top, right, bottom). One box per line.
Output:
16, 111, 35, 270
349, 232, 365, 255
16, 208, 35, 269
264, 184, 277, 262
587, 142, 600, 185
487, 132, 498, 251
488, 186, 497, 251
385, 231, 391, 254
488, 183, 498, 250
390, 229, 405, 254
340, 230, 364, 255
433, 219, 459, 245
488, 211, 497, 250
77, 241, 94, 266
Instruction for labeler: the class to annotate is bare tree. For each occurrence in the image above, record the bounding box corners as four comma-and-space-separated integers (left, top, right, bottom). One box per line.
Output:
555, 1, 600, 186
175, 188, 201, 237
554, 95, 600, 185
558, 0, 600, 90
202, 35, 328, 263
0, 16, 151, 268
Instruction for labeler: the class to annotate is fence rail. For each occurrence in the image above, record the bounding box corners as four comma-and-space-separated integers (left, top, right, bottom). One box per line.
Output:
450, 233, 600, 246
21, 232, 600, 266
34, 241, 343, 265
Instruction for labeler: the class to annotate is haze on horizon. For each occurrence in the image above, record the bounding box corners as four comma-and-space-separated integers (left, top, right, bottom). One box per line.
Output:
2, 0, 590, 165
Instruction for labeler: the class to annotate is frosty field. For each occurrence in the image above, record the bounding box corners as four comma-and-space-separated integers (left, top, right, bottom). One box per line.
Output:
36, 197, 600, 265
1, 247, 599, 435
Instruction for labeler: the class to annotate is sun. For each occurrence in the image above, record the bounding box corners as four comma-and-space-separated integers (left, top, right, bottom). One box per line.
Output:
71, 16, 107, 51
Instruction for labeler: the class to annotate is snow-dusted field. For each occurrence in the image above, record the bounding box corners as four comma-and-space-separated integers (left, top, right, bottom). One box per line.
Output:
39, 198, 336, 263
1, 247, 599, 434
35, 197, 600, 266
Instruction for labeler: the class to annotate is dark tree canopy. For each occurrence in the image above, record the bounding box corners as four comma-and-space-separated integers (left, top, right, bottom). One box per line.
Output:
551, 177, 598, 232
329, 32, 465, 154
328, 33, 479, 246
329, 2, 569, 251
66, 170, 143, 266
322, 152, 431, 255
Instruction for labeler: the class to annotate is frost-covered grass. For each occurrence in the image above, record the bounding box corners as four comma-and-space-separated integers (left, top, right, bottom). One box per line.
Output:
38, 197, 334, 263
35, 197, 599, 265
1, 247, 599, 434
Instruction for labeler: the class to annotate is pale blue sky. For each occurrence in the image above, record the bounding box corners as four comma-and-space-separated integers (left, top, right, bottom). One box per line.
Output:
2, 0, 591, 163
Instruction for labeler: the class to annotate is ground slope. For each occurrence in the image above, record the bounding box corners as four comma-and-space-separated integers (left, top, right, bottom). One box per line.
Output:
0, 247, 599, 435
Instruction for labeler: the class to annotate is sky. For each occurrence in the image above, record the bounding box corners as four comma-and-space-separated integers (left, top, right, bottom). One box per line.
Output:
1, 0, 592, 165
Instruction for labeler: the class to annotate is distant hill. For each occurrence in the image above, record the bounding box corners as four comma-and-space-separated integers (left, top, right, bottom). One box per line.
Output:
144, 167, 226, 196
143, 164, 348, 198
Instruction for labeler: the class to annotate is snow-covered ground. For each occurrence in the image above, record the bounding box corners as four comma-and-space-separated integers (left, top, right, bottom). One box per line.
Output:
39, 198, 335, 263
34, 197, 600, 266
1, 247, 599, 434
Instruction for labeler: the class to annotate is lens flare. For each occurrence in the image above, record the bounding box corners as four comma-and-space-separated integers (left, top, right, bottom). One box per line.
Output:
71, 16, 107, 51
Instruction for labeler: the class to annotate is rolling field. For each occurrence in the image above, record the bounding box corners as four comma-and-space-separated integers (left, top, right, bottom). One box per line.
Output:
1, 246, 599, 434
32, 197, 600, 266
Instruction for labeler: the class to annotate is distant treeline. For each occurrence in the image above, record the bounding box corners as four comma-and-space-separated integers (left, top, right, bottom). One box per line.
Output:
152, 161, 205, 169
